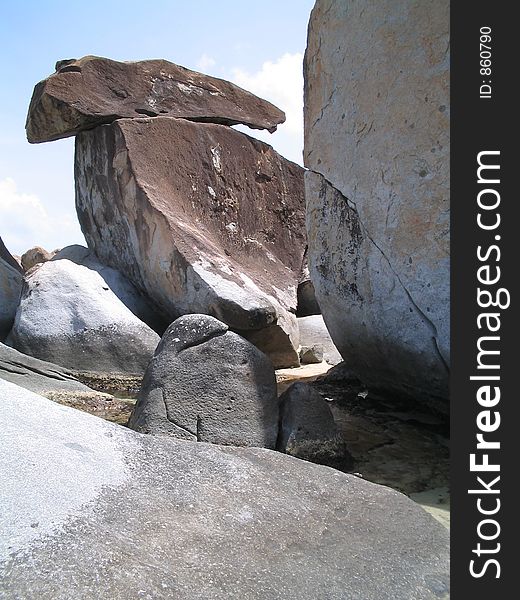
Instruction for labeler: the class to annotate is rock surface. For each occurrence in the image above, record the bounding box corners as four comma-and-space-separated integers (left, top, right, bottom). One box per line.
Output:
277, 382, 349, 469
0, 379, 449, 599
297, 314, 342, 365
129, 314, 279, 448
20, 246, 57, 271
304, 0, 450, 409
75, 116, 305, 367
7, 258, 160, 374
52, 244, 167, 333
26, 55, 286, 143
0, 238, 23, 340
0, 342, 90, 394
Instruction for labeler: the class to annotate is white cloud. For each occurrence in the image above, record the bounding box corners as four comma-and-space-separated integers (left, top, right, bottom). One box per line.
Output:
0, 177, 83, 256
230, 53, 304, 165
196, 53, 216, 72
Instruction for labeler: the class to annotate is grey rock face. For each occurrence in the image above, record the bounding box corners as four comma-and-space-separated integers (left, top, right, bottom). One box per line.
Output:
304, 0, 450, 409
0, 343, 90, 394
297, 314, 342, 366
0, 238, 23, 341
7, 258, 160, 374
129, 314, 279, 448
277, 382, 350, 468
0, 380, 449, 599
52, 245, 167, 333
75, 117, 304, 367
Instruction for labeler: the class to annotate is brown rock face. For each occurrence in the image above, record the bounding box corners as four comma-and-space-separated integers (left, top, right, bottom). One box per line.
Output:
75, 117, 305, 367
26, 56, 286, 143
21, 246, 57, 272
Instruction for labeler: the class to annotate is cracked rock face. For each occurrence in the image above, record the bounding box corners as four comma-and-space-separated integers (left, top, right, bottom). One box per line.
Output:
129, 314, 279, 448
7, 257, 160, 374
0, 237, 23, 341
304, 0, 449, 409
26, 55, 286, 143
75, 117, 305, 367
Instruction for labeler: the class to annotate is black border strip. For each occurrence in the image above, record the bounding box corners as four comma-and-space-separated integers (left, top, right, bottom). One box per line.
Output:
451, 2, 516, 596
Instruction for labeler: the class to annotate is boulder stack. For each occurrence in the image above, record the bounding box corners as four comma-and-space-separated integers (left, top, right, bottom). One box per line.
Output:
27, 56, 306, 368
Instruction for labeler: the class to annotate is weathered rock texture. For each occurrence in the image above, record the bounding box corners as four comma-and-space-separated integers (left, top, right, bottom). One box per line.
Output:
26, 56, 285, 143
304, 0, 450, 409
0, 342, 90, 395
129, 314, 279, 448
277, 382, 349, 469
0, 379, 450, 599
20, 245, 57, 271
7, 258, 159, 374
0, 237, 23, 340
52, 244, 167, 333
75, 117, 305, 367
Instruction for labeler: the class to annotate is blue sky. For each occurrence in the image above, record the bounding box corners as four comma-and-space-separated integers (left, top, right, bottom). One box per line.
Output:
0, 0, 314, 255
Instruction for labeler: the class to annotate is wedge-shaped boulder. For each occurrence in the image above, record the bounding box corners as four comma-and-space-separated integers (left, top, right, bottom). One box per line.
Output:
0, 342, 90, 394
26, 55, 286, 143
7, 258, 160, 374
75, 117, 305, 367
129, 314, 279, 448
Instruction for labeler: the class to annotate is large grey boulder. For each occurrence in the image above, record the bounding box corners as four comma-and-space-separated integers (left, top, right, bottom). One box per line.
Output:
0, 343, 89, 394
52, 244, 166, 332
26, 55, 286, 143
304, 0, 449, 409
75, 117, 304, 367
0, 237, 23, 341
7, 257, 160, 374
0, 379, 450, 599
129, 314, 279, 448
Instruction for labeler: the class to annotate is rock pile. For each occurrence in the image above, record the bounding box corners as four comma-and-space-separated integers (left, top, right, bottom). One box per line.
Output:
26, 55, 307, 368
